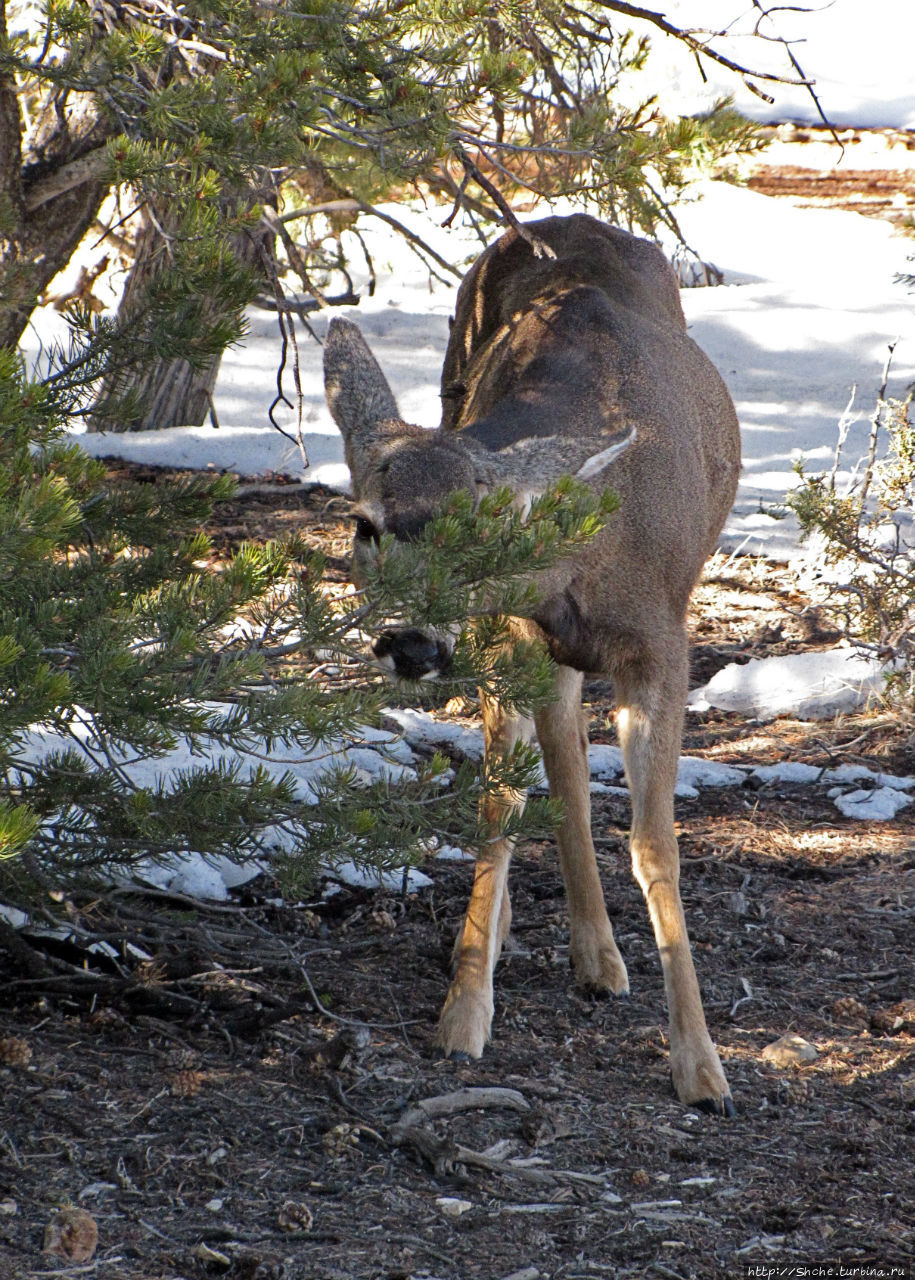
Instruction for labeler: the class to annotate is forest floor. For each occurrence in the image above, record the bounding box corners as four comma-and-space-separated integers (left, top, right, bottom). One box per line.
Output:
1, 136, 914, 1280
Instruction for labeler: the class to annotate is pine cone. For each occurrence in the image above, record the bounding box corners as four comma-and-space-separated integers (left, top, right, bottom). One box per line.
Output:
0, 1036, 32, 1068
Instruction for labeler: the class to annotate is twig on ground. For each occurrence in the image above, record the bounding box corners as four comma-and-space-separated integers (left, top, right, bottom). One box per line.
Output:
392, 1086, 531, 1136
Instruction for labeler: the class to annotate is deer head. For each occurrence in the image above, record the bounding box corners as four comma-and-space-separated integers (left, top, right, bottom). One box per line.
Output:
323, 316, 633, 677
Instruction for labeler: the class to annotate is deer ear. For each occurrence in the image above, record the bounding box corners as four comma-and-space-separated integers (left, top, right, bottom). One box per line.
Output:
324, 318, 401, 449
573, 426, 636, 480
496, 424, 637, 501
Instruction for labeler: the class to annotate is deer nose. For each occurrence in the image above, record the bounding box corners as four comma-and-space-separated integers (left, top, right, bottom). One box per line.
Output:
373, 628, 448, 680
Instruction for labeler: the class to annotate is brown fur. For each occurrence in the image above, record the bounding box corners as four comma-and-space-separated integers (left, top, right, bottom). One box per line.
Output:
323, 214, 740, 1114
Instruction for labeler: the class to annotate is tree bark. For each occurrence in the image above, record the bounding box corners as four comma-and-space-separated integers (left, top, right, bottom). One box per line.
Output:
0, 3, 113, 350
89, 200, 272, 431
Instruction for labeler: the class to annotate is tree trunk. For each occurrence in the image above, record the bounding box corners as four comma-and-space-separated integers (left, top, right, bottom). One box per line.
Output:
89, 201, 271, 431
0, 3, 112, 350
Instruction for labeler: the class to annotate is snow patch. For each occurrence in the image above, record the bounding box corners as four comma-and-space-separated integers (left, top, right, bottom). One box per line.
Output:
588, 744, 625, 780
753, 762, 824, 785
823, 763, 915, 791
675, 756, 746, 799
435, 844, 475, 863
329, 860, 433, 892
688, 649, 888, 721
833, 787, 913, 821
124, 852, 247, 902
386, 708, 485, 761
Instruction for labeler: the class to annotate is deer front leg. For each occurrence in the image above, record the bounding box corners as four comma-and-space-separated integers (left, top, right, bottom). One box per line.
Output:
534, 665, 628, 996
435, 692, 532, 1060
616, 638, 735, 1116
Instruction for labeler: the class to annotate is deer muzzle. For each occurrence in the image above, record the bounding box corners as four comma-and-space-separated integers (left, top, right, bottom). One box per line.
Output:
372, 628, 453, 680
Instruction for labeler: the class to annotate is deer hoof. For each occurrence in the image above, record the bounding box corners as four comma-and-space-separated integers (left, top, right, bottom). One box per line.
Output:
692, 1093, 737, 1118
573, 974, 629, 1001
569, 937, 630, 997
670, 1054, 735, 1118
671, 1072, 736, 1117
696, 1095, 737, 1116
435, 985, 492, 1061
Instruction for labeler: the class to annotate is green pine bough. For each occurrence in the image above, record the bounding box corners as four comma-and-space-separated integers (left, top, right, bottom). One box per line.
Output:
1, 346, 618, 906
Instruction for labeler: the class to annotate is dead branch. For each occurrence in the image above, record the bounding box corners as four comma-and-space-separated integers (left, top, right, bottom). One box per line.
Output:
261, 204, 329, 308
391, 1086, 531, 1137
393, 1123, 558, 1184
589, 0, 811, 86
861, 341, 897, 502
279, 198, 463, 281
450, 142, 556, 259
254, 288, 359, 316
750, 0, 842, 147
23, 147, 110, 213
257, 238, 309, 467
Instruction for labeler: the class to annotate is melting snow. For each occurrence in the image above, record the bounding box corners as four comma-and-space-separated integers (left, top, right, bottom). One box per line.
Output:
688, 649, 889, 721
833, 787, 913, 821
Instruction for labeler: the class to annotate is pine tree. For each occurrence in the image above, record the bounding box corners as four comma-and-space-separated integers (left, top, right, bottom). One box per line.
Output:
0, 0, 821, 919
0, 0, 787, 424
0, 320, 620, 909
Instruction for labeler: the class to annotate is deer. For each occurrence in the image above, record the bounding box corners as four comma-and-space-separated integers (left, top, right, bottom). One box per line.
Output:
323, 213, 741, 1116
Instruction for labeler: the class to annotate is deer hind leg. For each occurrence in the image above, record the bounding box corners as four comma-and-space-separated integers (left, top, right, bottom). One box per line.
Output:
615, 632, 735, 1116
534, 665, 628, 995
435, 690, 532, 1059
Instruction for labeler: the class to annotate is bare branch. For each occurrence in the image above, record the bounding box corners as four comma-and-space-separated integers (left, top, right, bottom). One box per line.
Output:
587, 0, 811, 85
257, 239, 309, 469
750, 0, 843, 148
23, 146, 110, 212
278, 197, 462, 280
861, 342, 897, 502
451, 141, 556, 259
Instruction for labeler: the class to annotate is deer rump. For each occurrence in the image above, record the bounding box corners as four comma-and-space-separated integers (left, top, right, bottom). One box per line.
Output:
323, 213, 741, 1116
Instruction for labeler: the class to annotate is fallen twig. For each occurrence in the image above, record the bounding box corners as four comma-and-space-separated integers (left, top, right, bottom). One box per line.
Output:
389, 1086, 612, 1192
391, 1085, 530, 1135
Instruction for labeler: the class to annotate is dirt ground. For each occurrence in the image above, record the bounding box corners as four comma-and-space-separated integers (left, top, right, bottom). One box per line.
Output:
2, 143, 914, 1280
742, 126, 915, 230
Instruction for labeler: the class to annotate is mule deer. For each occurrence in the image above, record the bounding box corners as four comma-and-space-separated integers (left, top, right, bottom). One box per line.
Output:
323, 214, 740, 1115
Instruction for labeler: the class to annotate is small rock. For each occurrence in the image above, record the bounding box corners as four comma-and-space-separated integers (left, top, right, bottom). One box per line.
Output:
761, 1033, 818, 1068
501, 1269, 541, 1280
0, 1200, 18, 1216
193, 1242, 231, 1268
436, 1196, 473, 1218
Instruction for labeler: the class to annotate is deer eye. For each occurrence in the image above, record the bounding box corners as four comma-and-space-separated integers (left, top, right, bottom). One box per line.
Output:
354, 516, 380, 544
